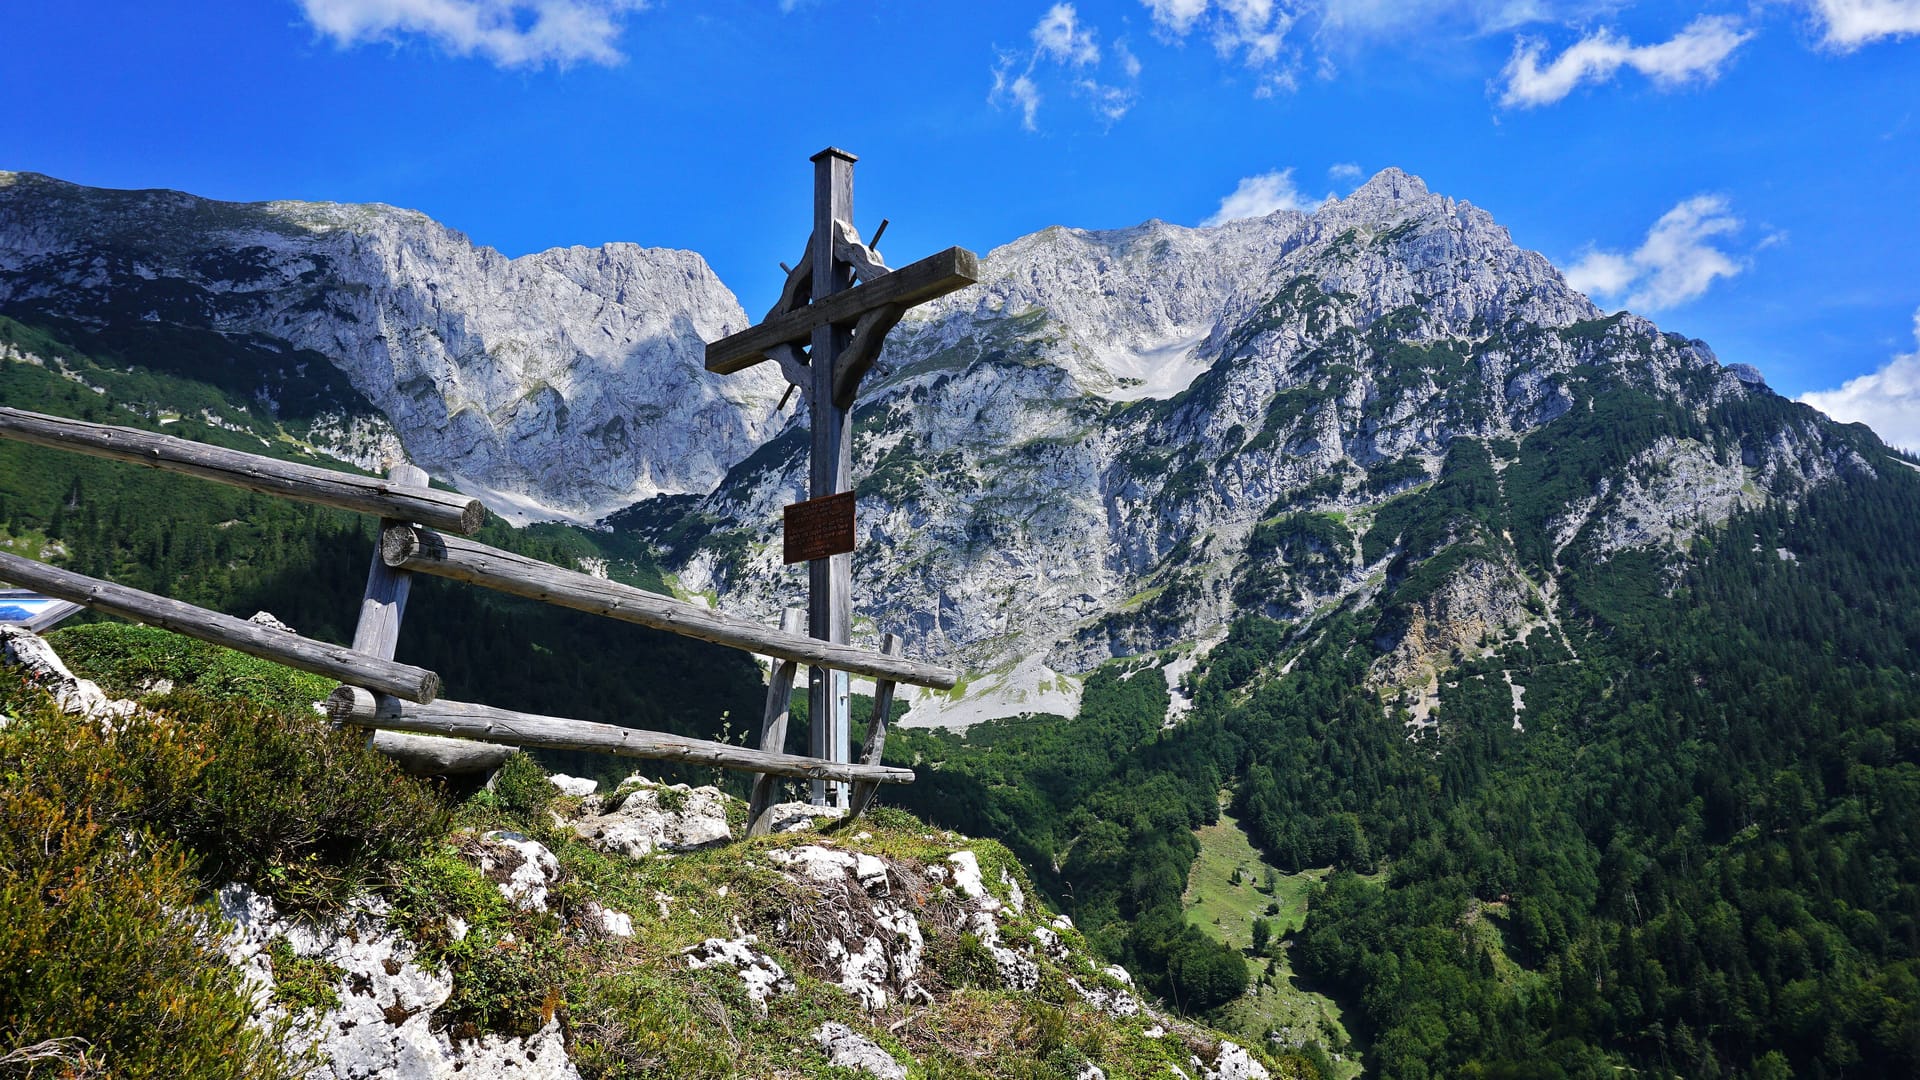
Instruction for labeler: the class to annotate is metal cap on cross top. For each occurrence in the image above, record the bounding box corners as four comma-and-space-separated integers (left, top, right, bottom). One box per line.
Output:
703, 149, 979, 807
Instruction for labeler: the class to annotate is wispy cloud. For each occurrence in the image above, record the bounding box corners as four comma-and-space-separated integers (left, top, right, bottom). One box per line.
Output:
1808, 0, 1920, 49
1034, 3, 1102, 65
1202, 168, 1316, 225
990, 62, 1046, 131
1142, 0, 1298, 87
1142, 0, 1210, 35
992, 4, 1139, 130
1800, 308, 1920, 454
1498, 15, 1753, 108
297, 0, 648, 68
1328, 161, 1363, 184
1562, 195, 1748, 311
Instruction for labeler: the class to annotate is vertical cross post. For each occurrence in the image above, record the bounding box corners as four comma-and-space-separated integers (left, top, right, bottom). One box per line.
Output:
808, 147, 858, 807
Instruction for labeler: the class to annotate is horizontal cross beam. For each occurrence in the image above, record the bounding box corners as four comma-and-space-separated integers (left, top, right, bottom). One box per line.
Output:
705, 246, 979, 375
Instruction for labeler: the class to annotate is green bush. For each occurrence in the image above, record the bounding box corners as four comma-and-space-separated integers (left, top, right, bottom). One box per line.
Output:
0, 668, 301, 1079
483, 749, 560, 822
267, 938, 343, 1016
155, 688, 450, 913
48, 623, 336, 716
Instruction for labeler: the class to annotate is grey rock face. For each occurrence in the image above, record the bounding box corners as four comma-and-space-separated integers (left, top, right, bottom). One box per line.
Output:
813, 1022, 908, 1080
0, 171, 786, 521
659, 170, 1862, 721
4, 169, 1883, 728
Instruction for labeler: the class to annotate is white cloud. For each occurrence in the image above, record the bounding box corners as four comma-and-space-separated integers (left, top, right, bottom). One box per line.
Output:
994, 4, 1140, 130
1808, 0, 1920, 49
1142, 0, 1211, 34
990, 60, 1046, 130
1562, 195, 1746, 312
1328, 161, 1363, 183
1499, 15, 1753, 108
1077, 79, 1138, 122
298, 0, 647, 68
1800, 310, 1920, 454
1141, 0, 1295, 72
1202, 168, 1315, 225
1034, 3, 1101, 65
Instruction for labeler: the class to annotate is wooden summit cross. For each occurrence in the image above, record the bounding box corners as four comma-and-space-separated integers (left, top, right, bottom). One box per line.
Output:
706, 148, 978, 807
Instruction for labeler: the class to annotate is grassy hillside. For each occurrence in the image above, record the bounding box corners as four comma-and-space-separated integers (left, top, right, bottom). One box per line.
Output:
0, 625, 1307, 1079
1181, 809, 1357, 1078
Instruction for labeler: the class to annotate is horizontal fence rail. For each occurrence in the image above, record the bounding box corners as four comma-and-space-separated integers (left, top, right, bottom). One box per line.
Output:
381, 524, 961, 690
0, 407, 487, 535
0, 551, 442, 703
327, 687, 915, 785
2, 404, 931, 805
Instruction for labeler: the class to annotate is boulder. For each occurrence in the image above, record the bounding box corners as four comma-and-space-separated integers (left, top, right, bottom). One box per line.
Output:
571, 776, 730, 859
812, 1023, 906, 1080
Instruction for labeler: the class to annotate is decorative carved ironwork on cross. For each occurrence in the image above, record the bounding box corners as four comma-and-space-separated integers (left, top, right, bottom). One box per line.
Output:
705, 148, 978, 806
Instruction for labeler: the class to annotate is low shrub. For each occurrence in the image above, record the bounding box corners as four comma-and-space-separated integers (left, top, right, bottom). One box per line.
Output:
48, 623, 335, 716
0, 667, 300, 1079
157, 688, 450, 913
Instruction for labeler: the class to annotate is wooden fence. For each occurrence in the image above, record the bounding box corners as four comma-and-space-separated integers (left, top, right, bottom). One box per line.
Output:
0, 406, 952, 831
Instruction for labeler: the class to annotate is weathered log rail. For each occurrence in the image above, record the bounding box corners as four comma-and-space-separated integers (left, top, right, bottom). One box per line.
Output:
0, 408, 935, 810
382, 524, 957, 690
328, 687, 914, 785
0, 551, 442, 702
0, 407, 487, 534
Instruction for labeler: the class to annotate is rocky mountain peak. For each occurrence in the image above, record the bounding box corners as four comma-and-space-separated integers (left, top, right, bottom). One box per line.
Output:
1342, 165, 1430, 205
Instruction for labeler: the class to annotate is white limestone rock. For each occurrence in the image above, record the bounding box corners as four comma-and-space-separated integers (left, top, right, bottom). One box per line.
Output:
217, 884, 579, 1080
761, 801, 846, 833
1067, 975, 1141, 1018
0, 626, 138, 724
584, 902, 633, 939
472, 831, 560, 912
547, 773, 598, 798
685, 935, 792, 1015
572, 777, 729, 859
1205, 1041, 1272, 1080
813, 1023, 907, 1080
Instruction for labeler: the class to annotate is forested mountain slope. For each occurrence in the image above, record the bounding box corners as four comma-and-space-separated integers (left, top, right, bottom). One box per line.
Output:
880, 382, 1920, 1077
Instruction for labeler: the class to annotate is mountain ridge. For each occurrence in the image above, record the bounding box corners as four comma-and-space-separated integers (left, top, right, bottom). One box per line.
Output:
0, 166, 1897, 729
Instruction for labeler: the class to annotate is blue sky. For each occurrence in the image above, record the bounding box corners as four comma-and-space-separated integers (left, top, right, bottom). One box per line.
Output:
4, 1, 1918, 449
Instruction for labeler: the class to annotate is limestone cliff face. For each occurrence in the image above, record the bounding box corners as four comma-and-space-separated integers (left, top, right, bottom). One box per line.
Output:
654, 170, 1877, 722
0, 171, 786, 521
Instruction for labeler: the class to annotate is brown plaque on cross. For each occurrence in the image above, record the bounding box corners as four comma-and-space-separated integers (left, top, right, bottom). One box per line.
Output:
784, 490, 856, 564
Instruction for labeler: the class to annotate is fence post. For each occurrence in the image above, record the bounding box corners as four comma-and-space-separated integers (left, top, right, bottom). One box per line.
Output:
352, 463, 511, 776
747, 607, 806, 837
847, 633, 903, 820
